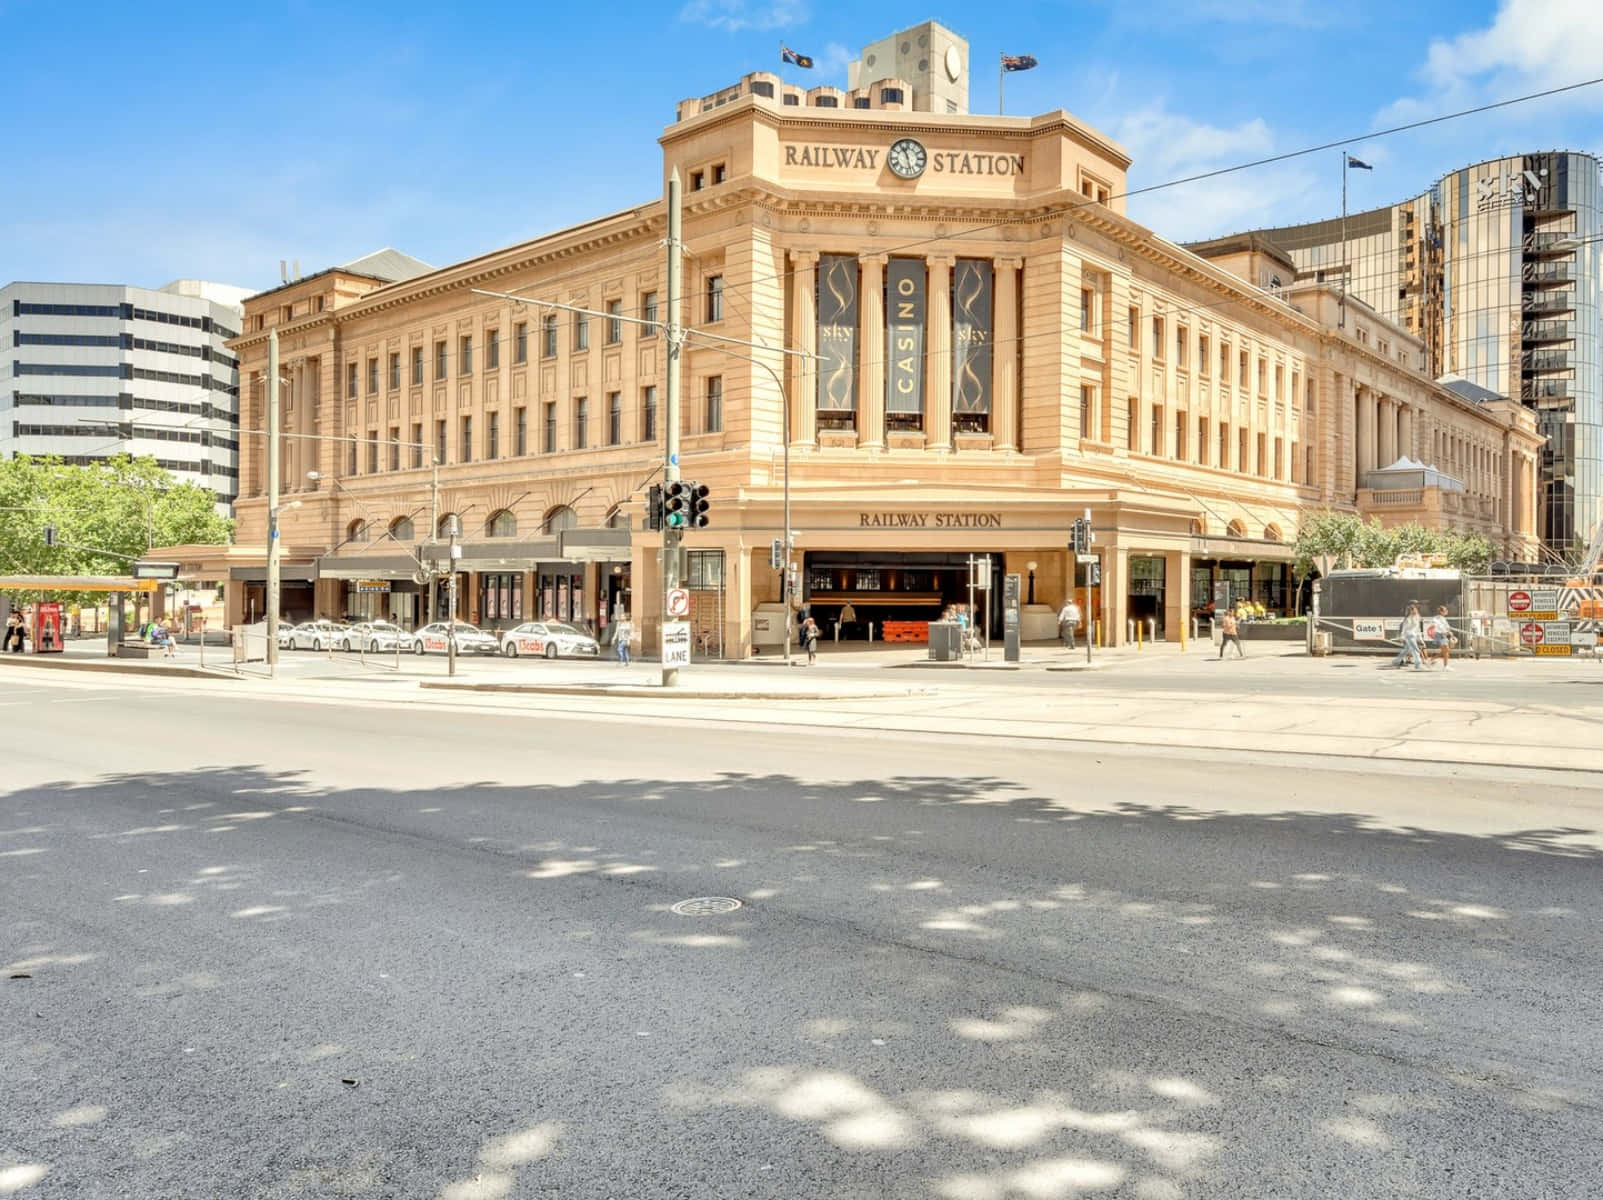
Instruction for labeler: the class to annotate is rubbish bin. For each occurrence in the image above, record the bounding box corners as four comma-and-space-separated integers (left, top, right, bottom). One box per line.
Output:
928, 620, 962, 662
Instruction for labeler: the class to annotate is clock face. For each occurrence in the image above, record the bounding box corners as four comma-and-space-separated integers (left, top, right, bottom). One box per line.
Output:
945, 45, 962, 82
888, 137, 928, 180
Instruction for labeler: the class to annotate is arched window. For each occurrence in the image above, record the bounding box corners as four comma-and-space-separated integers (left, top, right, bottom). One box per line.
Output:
1190, 517, 1206, 537
606, 507, 629, 529
347, 519, 369, 543
389, 516, 414, 542
1226, 519, 1248, 539
486, 509, 518, 538
437, 513, 461, 539
1263, 523, 1284, 543
542, 505, 578, 534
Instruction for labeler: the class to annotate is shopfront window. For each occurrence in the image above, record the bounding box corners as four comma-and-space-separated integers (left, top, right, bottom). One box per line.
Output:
480, 573, 524, 623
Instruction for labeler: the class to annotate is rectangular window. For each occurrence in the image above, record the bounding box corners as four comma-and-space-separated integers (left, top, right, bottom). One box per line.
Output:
488, 410, 500, 460
1127, 398, 1139, 450
1305, 444, 1315, 484
367, 434, 378, 474
411, 423, 423, 468
574, 397, 589, 449
1199, 335, 1210, 376
1273, 363, 1283, 400
642, 385, 658, 441
1239, 349, 1248, 384
712, 163, 727, 184
1080, 287, 1094, 333
1176, 326, 1187, 368
705, 376, 722, 433
1239, 428, 1249, 473
1080, 385, 1093, 438
1273, 435, 1283, 480
573, 313, 589, 351
349, 443, 358, 475
412, 346, 423, 386
706, 275, 724, 323
367, 357, 379, 395
487, 330, 499, 370
1152, 316, 1165, 358
543, 402, 557, 453
1198, 417, 1209, 465
436, 419, 447, 465
460, 415, 473, 463
1220, 343, 1231, 383
389, 428, 400, 471
435, 341, 448, 380
1151, 403, 1163, 455
1257, 432, 1267, 476
388, 352, 400, 391
641, 291, 659, 333
1174, 411, 1186, 460
1128, 307, 1140, 350
515, 406, 527, 456
607, 391, 621, 445
514, 322, 528, 364
1257, 356, 1266, 394
542, 315, 558, 358
690, 170, 705, 191
606, 299, 622, 345
347, 362, 357, 399
1219, 422, 1229, 468
460, 335, 473, 376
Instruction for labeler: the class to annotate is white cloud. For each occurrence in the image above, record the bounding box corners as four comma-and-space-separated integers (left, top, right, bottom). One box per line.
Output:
1103, 105, 1323, 241
677, 0, 807, 32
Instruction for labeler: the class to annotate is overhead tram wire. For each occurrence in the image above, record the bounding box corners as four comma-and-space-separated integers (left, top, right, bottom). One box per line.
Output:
695, 73, 1603, 315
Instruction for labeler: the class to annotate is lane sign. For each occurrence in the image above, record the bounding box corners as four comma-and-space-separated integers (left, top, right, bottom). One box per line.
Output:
662, 620, 691, 667
666, 587, 690, 617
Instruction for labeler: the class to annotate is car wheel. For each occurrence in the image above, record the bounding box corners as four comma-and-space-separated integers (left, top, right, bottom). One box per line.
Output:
341, 638, 353, 652
544, 643, 559, 660
312, 639, 323, 652
414, 640, 425, 656
504, 643, 519, 658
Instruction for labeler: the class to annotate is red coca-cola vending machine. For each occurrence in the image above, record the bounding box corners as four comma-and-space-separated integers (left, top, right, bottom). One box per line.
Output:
33, 601, 64, 653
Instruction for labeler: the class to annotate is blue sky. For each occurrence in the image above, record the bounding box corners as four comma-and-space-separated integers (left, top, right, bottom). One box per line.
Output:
3, 0, 1600, 292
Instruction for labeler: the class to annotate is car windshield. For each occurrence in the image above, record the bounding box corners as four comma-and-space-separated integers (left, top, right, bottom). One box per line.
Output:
453, 624, 484, 635
546, 623, 583, 637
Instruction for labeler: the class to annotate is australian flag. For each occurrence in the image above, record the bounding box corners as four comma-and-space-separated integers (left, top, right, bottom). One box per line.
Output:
781, 45, 814, 69
1347, 155, 1373, 170
1001, 54, 1038, 72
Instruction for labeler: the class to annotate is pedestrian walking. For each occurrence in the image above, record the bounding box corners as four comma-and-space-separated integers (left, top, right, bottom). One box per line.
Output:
1426, 605, 1456, 671
801, 616, 820, 664
4, 611, 26, 653
1217, 610, 1244, 659
839, 601, 857, 640
1056, 598, 1082, 650
613, 612, 634, 665
1390, 602, 1427, 670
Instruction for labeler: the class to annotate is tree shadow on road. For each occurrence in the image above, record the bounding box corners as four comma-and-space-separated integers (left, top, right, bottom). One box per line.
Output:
2, 764, 1600, 1199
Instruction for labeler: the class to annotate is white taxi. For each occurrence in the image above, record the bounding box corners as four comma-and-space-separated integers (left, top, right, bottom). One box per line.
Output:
342, 621, 405, 652
411, 621, 500, 656
290, 620, 351, 651
500, 621, 601, 659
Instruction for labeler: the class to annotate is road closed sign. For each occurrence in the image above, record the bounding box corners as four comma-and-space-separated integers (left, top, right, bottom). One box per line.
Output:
1520, 622, 1545, 645
1508, 590, 1532, 613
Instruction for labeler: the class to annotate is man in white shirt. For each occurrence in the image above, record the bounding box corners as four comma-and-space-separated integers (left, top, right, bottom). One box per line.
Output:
1057, 598, 1082, 650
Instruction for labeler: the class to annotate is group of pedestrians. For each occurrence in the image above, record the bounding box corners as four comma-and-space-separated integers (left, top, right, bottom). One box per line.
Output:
1389, 603, 1456, 671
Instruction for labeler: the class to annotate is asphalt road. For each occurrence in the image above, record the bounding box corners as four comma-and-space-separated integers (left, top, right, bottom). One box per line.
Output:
3, 678, 1600, 1198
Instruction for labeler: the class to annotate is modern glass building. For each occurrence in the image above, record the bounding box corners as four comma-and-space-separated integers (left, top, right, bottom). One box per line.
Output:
2, 280, 248, 512
1239, 152, 1602, 552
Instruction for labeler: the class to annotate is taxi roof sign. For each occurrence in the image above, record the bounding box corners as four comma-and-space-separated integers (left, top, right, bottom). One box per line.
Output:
132, 561, 181, 580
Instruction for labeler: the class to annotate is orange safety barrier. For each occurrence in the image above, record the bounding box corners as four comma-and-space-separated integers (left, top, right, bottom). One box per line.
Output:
881, 620, 930, 643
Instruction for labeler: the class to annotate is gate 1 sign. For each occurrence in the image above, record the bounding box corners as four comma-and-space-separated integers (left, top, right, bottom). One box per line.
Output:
1353, 619, 1385, 640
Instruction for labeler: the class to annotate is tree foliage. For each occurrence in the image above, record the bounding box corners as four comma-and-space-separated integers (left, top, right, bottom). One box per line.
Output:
1291, 510, 1494, 576
0, 455, 232, 592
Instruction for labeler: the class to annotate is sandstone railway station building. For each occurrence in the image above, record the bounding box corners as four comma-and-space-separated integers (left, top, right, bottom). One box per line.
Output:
166, 26, 1542, 651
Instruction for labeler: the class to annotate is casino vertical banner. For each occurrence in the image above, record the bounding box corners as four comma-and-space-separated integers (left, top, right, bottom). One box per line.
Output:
816, 254, 859, 412
885, 258, 926, 416
952, 258, 993, 416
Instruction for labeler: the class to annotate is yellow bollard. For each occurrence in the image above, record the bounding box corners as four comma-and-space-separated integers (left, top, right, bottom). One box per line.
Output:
1137, 619, 1143, 650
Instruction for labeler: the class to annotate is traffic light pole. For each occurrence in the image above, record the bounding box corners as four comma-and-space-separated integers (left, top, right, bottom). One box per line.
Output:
662, 167, 684, 688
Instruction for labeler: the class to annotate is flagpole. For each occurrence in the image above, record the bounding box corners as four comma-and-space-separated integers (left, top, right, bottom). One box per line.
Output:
1340, 150, 1348, 329
999, 55, 1005, 114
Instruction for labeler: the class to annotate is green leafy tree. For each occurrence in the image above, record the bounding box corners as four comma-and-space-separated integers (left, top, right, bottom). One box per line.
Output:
0, 455, 231, 599
1291, 509, 1495, 578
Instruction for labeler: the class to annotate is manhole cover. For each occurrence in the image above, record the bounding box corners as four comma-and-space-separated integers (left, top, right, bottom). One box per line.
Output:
671, 896, 743, 916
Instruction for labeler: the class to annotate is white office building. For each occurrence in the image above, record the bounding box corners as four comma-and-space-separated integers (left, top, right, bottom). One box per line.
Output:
2, 279, 249, 511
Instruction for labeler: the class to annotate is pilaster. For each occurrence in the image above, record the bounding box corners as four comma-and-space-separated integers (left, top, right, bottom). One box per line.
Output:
992, 257, 1021, 452
860, 254, 886, 451
927, 254, 954, 453
789, 250, 818, 448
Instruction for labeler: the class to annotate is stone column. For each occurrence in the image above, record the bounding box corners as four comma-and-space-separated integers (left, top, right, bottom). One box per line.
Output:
1167, 549, 1191, 643
789, 250, 818, 449
859, 254, 886, 451
1356, 384, 1375, 483
1378, 395, 1396, 467
927, 255, 954, 452
1104, 544, 1129, 647
992, 257, 1021, 451
1398, 404, 1414, 462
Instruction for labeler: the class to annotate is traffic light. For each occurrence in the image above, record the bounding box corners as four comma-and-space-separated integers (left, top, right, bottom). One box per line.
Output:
686, 482, 710, 528
663, 480, 690, 529
646, 484, 664, 532
770, 538, 784, 570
